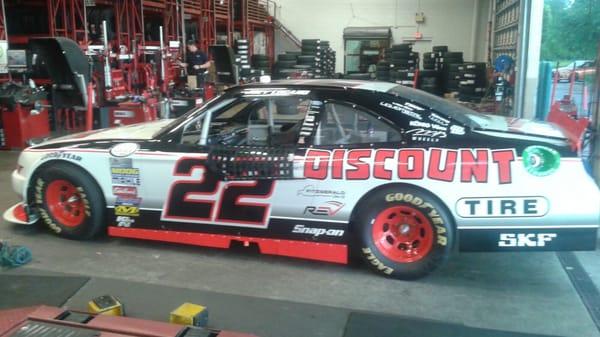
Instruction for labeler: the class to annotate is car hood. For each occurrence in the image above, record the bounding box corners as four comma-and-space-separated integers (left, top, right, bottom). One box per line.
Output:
474, 115, 567, 139
39, 119, 173, 145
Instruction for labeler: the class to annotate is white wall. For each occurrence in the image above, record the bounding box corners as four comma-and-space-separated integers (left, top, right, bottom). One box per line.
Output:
274, 0, 492, 73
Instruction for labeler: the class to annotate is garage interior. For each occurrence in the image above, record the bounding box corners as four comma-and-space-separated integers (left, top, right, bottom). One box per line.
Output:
1, 0, 600, 337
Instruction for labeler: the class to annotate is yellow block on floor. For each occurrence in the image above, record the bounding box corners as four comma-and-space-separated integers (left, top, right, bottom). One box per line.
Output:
88, 295, 124, 316
170, 302, 209, 327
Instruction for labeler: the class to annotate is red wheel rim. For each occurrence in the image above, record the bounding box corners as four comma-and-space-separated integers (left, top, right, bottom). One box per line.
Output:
45, 180, 86, 228
371, 205, 434, 263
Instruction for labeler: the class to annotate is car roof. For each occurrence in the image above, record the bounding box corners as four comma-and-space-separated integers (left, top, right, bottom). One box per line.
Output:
234, 79, 481, 128
237, 79, 396, 91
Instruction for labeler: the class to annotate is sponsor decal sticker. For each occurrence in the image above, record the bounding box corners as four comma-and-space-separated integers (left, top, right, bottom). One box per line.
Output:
298, 100, 322, 144
115, 196, 141, 217
115, 205, 139, 217
116, 215, 135, 227
109, 142, 139, 157
498, 233, 556, 247
522, 145, 560, 177
292, 224, 344, 237
428, 113, 450, 126
456, 196, 549, 218
41, 151, 82, 161
304, 201, 345, 216
242, 89, 311, 97
406, 128, 447, 142
112, 185, 138, 197
303, 148, 516, 184
110, 158, 141, 186
409, 120, 447, 131
297, 185, 345, 199
379, 101, 422, 120
450, 125, 466, 135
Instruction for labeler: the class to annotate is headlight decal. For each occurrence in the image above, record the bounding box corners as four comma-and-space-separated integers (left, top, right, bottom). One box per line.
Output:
522, 145, 561, 176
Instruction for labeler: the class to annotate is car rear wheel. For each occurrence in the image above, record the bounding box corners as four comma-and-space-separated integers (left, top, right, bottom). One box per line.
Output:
33, 163, 106, 240
353, 186, 454, 279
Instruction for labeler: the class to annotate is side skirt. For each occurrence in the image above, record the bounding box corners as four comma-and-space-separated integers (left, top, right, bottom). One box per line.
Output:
108, 227, 349, 264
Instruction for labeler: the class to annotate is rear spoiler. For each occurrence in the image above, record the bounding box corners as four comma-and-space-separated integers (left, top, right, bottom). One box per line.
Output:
547, 98, 591, 151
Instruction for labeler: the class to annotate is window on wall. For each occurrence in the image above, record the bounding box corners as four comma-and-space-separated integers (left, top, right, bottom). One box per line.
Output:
343, 27, 392, 74
538, 0, 598, 119
344, 39, 389, 74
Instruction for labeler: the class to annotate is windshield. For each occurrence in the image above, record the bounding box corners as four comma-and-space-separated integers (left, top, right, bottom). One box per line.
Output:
152, 94, 227, 139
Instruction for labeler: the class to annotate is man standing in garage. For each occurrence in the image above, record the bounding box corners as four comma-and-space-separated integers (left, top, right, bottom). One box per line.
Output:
181, 40, 212, 89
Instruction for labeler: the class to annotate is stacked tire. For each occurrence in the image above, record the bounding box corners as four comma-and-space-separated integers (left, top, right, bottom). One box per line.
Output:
251, 54, 271, 75
234, 39, 251, 80
439, 51, 463, 93
423, 52, 436, 70
300, 39, 323, 76
389, 44, 418, 86
319, 45, 336, 78
445, 64, 462, 93
376, 61, 391, 81
430, 45, 448, 70
391, 69, 417, 86
273, 53, 298, 80
389, 43, 417, 70
458, 62, 487, 102
418, 69, 441, 95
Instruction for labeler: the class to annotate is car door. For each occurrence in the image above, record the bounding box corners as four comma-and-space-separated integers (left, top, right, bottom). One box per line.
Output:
150, 90, 328, 237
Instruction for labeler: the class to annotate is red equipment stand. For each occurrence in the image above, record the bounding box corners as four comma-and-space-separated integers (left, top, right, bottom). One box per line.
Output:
0, 306, 257, 337
0, 101, 50, 150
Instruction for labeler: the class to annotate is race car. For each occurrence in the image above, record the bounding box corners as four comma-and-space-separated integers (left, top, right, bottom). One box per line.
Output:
4, 80, 600, 279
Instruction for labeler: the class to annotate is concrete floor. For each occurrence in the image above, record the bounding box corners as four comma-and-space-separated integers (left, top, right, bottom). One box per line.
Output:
1, 149, 600, 337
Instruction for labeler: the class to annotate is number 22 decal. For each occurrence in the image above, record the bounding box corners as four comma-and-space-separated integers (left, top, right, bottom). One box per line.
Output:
162, 157, 274, 227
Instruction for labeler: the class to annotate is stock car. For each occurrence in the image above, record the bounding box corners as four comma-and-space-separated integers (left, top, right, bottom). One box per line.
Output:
4, 80, 600, 279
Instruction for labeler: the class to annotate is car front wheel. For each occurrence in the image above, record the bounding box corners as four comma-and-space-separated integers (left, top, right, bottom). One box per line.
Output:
354, 186, 454, 279
33, 163, 106, 240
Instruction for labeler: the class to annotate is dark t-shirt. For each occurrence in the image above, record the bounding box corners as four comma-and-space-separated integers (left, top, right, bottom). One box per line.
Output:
186, 51, 208, 74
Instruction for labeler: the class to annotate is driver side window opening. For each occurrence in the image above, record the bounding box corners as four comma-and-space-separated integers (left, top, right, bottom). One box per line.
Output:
314, 102, 402, 146
181, 95, 311, 147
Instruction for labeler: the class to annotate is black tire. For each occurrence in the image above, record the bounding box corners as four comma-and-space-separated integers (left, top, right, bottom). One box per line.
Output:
376, 70, 390, 77
442, 58, 464, 64
447, 64, 463, 72
459, 86, 487, 95
420, 77, 438, 86
297, 55, 316, 64
432, 45, 448, 52
392, 43, 411, 51
353, 185, 454, 279
278, 54, 297, 61
423, 63, 436, 70
301, 39, 321, 45
419, 69, 439, 77
275, 60, 296, 68
463, 62, 486, 71
254, 61, 270, 68
252, 54, 268, 60
447, 79, 461, 88
391, 51, 410, 59
33, 163, 106, 240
